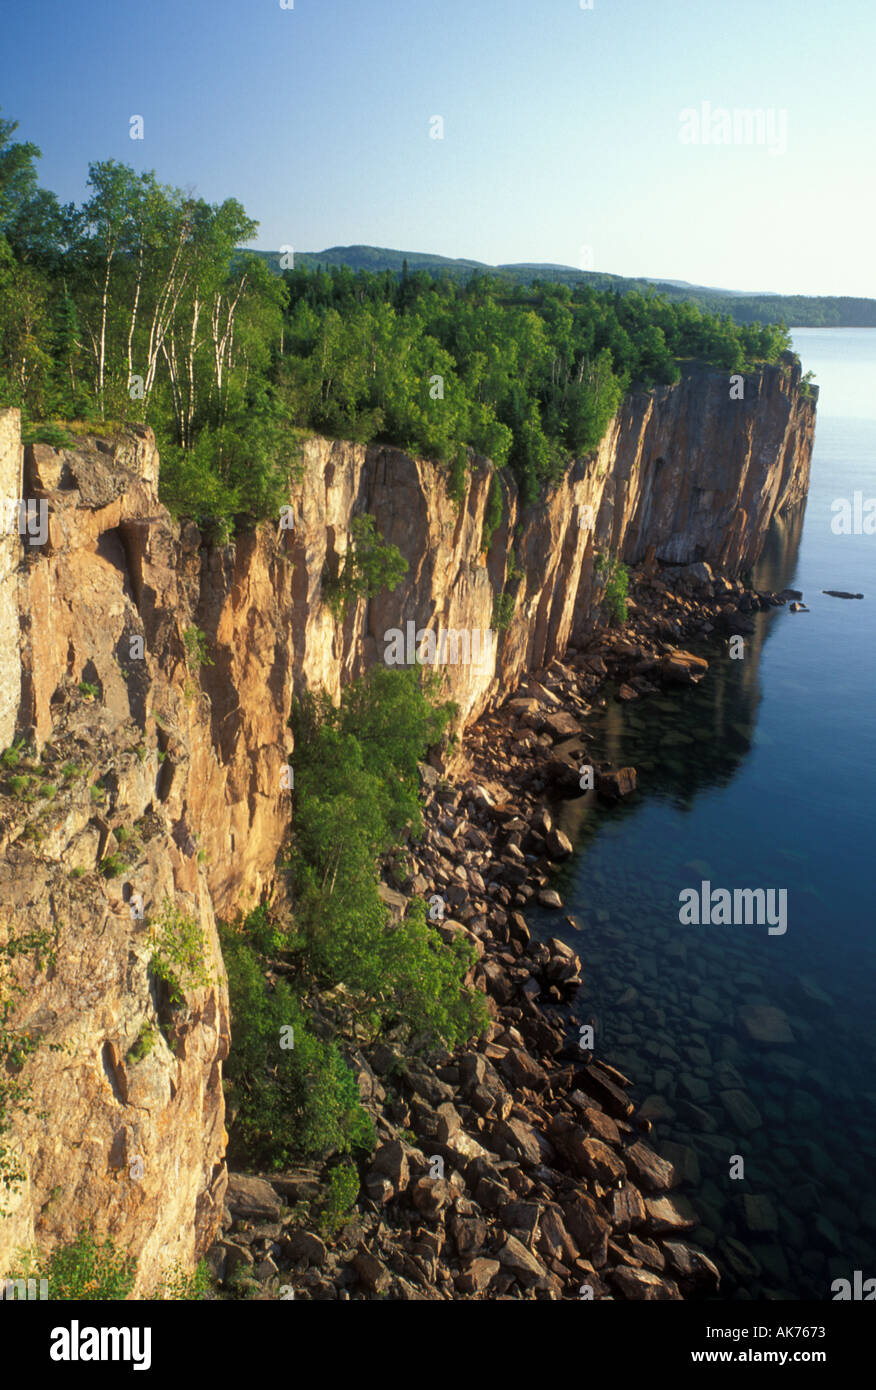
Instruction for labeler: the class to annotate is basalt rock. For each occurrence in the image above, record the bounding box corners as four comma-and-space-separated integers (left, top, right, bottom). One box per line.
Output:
0, 360, 815, 1295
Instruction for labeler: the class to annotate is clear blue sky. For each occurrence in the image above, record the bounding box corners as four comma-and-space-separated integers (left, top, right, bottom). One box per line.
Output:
5, 0, 875, 295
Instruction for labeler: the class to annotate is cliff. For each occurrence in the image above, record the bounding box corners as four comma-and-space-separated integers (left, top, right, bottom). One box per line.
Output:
0, 356, 815, 1293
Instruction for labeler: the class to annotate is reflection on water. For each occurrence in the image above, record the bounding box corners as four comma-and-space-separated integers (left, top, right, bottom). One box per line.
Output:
529, 493, 876, 1300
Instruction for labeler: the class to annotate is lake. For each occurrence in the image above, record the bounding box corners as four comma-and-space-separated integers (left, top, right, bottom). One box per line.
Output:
531, 328, 876, 1299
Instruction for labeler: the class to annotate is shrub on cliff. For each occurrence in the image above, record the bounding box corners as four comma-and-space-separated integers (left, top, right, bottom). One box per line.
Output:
7, 1235, 213, 1300
323, 513, 408, 621
595, 552, 629, 626
7, 1230, 136, 1299
220, 926, 375, 1166
481, 473, 503, 551
604, 562, 629, 626
285, 667, 485, 1048
147, 898, 211, 1009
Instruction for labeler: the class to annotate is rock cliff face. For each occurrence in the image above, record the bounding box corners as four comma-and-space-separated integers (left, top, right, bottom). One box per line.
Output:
0, 357, 814, 1292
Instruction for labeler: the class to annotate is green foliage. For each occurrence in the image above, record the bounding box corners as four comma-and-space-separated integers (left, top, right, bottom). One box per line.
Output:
240, 903, 287, 957
98, 852, 126, 878
506, 546, 524, 587
78, 681, 99, 700
598, 556, 629, 626
492, 591, 516, 632
149, 1258, 212, 1301
481, 473, 503, 552
21, 422, 73, 448
324, 513, 408, 620
0, 923, 57, 1206
125, 1022, 157, 1064
447, 444, 468, 508
8, 1230, 136, 1299
183, 625, 213, 667
219, 925, 375, 1167
0, 104, 802, 531
0, 738, 25, 770
148, 898, 211, 1008
318, 1163, 360, 1235
285, 667, 486, 1049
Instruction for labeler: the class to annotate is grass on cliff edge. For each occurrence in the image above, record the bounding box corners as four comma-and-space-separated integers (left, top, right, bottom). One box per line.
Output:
5, 1230, 211, 1299
220, 666, 488, 1171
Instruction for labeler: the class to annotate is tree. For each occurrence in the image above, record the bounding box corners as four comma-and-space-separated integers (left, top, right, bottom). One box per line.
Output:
76, 160, 144, 411
0, 111, 41, 234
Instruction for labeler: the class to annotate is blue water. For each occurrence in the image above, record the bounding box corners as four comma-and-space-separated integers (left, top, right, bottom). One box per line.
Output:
532, 329, 876, 1299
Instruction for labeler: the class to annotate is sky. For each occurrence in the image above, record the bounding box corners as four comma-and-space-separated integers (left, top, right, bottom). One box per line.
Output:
4, 0, 876, 296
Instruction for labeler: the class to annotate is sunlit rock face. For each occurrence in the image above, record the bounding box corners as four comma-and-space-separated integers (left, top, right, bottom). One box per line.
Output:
0, 358, 813, 1292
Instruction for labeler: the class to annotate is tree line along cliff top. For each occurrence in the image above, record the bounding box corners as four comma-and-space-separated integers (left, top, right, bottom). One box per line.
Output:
0, 114, 811, 535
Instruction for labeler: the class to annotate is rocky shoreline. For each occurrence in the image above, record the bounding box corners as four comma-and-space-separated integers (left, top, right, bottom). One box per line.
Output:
208, 559, 793, 1300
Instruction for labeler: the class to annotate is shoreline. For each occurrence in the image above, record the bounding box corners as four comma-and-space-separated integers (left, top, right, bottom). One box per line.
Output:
211, 558, 793, 1300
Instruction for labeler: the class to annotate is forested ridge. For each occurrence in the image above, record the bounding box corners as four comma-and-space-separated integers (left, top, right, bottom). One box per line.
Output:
1, 113, 797, 528
260, 245, 876, 329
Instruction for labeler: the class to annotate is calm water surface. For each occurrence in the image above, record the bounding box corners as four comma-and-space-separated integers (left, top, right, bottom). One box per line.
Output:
531, 328, 876, 1299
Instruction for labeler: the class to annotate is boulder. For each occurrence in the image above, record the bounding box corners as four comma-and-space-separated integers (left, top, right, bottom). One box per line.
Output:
352, 1248, 389, 1294
608, 1267, 682, 1300
225, 1173, 284, 1222
685, 561, 714, 588
532, 806, 552, 838
377, 881, 408, 921
543, 711, 582, 741
719, 1089, 763, 1131
410, 1177, 451, 1218
574, 1063, 635, 1119
622, 1141, 679, 1193
662, 1240, 721, 1293
369, 1139, 410, 1195
545, 827, 573, 860
610, 1181, 647, 1232
562, 1193, 611, 1264
281, 1229, 327, 1267
743, 1194, 779, 1233
448, 1211, 488, 1257
660, 650, 709, 685
492, 1117, 542, 1166
738, 1004, 795, 1044
538, 889, 563, 909
536, 1205, 579, 1267
455, 1257, 500, 1294
645, 1193, 698, 1235
595, 767, 637, 801
495, 1232, 549, 1282
498, 1047, 550, 1093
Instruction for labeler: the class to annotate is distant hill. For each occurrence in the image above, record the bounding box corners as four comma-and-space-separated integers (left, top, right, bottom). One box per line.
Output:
248, 245, 876, 327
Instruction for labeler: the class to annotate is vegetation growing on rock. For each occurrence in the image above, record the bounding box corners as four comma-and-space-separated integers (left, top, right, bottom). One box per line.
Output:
220, 667, 487, 1170
0, 108, 793, 531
